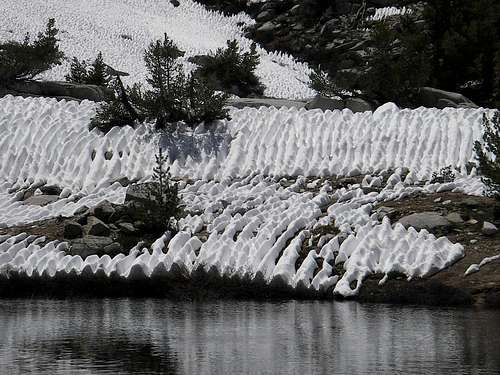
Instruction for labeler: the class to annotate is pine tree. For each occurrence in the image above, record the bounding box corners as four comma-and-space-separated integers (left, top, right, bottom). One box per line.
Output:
474, 112, 500, 197
0, 18, 64, 83
87, 52, 109, 86
146, 147, 182, 233
66, 52, 109, 86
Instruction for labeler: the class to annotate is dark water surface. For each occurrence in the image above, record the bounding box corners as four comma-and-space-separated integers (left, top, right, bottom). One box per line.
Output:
0, 299, 498, 375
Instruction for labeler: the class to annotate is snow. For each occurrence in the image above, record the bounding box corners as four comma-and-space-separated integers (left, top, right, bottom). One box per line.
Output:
367, 6, 412, 22
0, 93, 491, 297
0, 0, 314, 100
464, 254, 500, 276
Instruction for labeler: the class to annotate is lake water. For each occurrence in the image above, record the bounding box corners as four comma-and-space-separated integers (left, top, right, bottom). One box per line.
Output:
0, 299, 498, 375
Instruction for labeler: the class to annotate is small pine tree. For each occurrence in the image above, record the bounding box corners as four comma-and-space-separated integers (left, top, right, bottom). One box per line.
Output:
146, 147, 182, 233
65, 52, 109, 86
474, 112, 500, 197
0, 18, 64, 83
194, 39, 264, 97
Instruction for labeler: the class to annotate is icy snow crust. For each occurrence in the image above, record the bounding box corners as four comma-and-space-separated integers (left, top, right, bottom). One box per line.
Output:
0, 95, 487, 296
0, 0, 314, 100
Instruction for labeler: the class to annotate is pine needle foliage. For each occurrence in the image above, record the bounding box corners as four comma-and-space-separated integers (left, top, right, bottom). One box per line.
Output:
146, 147, 182, 233
194, 39, 264, 97
474, 112, 500, 197
66, 52, 110, 86
0, 19, 64, 83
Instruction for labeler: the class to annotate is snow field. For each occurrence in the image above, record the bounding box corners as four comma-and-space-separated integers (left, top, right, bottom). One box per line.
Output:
0, 95, 489, 296
0, 0, 314, 99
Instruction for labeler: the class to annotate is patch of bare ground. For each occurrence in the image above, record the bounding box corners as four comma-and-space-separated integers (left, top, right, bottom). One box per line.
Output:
359, 192, 500, 308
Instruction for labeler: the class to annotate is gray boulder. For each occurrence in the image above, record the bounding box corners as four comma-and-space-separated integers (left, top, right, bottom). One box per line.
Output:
3, 80, 113, 102
482, 221, 498, 236
64, 221, 83, 239
91, 200, 115, 223
86, 216, 111, 237
305, 96, 344, 111
118, 222, 136, 234
306, 95, 372, 112
344, 97, 372, 112
417, 87, 478, 109
70, 236, 114, 258
398, 212, 451, 231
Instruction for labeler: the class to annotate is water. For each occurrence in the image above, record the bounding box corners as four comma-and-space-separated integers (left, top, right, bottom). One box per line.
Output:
0, 299, 498, 375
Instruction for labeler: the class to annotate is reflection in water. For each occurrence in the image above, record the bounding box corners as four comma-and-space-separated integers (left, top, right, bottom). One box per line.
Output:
0, 299, 498, 375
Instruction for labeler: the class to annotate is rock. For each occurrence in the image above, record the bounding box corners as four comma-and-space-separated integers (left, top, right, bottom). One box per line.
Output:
74, 205, 89, 216
398, 212, 451, 231
118, 222, 136, 234
460, 197, 482, 208
305, 95, 344, 111
86, 216, 111, 237
22, 195, 59, 206
4, 80, 113, 102
227, 97, 306, 109
103, 242, 123, 255
417, 87, 478, 109
255, 21, 278, 42
482, 221, 498, 236
256, 10, 273, 22
91, 200, 115, 223
344, 97, 372, 113
170, 0, 180, 7
446, 212, 464, 224
70, 236, 114, 258
39, 185, 62, 196
64, 221, 83, 239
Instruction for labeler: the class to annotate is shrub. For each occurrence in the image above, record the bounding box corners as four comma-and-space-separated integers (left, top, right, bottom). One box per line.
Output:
65, 52, 110, 86
146, 147, 182, 233
474, 112, 500, 197
430, 166, 455, 184
0, 18, 64, 83
193, 39, 264, 97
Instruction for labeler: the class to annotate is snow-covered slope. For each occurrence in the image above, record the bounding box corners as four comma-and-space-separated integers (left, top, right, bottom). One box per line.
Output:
0, 0, 314, 99
0, 95, 487, 296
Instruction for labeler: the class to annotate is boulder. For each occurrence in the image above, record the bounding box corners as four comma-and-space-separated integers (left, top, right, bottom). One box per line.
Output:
103, 242, 123, 256
86, 216, 111, 237
417, 87, 478, 109
228, 97, 306, 109
255, 21, 278, 42
64, 221, 83, 239
482, 221, 498, 236
91, 200, 115, 223
344, 97, 372, 112
39, 185, 62, 196
446, 212, 464, 224
305, 95, 372, 112
305, 95, 344, 111
118, 222, 136, 234
398, 212, 451, 231
70, 236, 114, 258
3, 80, 113, 102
